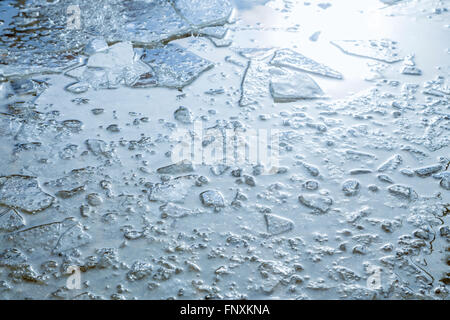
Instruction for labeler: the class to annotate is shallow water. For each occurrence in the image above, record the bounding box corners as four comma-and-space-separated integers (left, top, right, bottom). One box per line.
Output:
0, 0, 448, 300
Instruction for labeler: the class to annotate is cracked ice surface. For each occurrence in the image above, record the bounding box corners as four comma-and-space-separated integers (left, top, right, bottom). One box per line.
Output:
0, 0, 449, 301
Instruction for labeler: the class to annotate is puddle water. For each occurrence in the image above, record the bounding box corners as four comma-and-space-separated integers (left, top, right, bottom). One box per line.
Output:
0, 0, 448, 299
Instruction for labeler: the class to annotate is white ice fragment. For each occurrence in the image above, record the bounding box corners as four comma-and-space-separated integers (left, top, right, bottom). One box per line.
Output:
200, 190, 225, 209
157, 160, 195, 174
239, 61, 271, 107
264, 214, 294, 235
298, 194, 333, 213
270, 69, 325, 102
401, 66, 422, 75
270, 48, 342, 79
141, 44, 214, 88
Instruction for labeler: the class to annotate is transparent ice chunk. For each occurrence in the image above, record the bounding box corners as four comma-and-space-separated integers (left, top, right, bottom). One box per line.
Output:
141, 44, 214, 88
269, 48, 343, 79
269, 69, 325, 102
239, 61, 272, 107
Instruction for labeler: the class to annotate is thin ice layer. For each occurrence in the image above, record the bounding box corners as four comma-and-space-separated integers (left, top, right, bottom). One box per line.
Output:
270, 48, 343, 79
172, 0, 234, 28
269, 69, 325, 102
141, 44, 214, 88
331, 39, 403, 63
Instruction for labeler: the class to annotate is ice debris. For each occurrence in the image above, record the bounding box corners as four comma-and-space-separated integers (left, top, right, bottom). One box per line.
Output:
387, 184, 417, 200
342, 180, 360, 196
298, 194, 333, 213
264, 214, 294, 235
269, 69, 325, 102
200, 190, 225, 210
157, 160, 195, 175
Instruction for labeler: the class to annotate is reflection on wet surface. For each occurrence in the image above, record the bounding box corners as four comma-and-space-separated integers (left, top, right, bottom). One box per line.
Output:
0, 0, 449, 299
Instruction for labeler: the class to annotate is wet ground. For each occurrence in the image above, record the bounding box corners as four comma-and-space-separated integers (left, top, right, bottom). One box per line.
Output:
0, 0, 449, 300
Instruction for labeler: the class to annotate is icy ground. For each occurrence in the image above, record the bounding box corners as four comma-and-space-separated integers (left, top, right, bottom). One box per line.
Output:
0, 0, 449, 300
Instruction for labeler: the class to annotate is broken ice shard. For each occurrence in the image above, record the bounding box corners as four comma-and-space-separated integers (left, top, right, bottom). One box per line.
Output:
173, 0, 234, 28
298, 194, 333, 213
387, 184, 417, 200
401, 66, 422, 75
141, 44, 214, 88
0, 175, 54, 214
270, 48, 343, 79
157, 160, 195, 175
331, 39, 403, 63
270, 69, 325, 102
200, 190, 225, 209
264, 214, 294, 235
239, 61, 272, 107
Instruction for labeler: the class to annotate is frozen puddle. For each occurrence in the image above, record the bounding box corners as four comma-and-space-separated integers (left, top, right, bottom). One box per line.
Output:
0, 0, 449, 300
